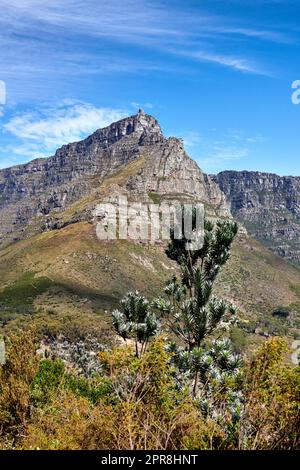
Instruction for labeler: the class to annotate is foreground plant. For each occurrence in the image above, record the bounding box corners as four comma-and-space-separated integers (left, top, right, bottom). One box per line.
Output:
0, 330, 38, 437
239, 337, 300, 450
112, 291, 159, 357
153, 218, 239, 396
0, 330, 298, 450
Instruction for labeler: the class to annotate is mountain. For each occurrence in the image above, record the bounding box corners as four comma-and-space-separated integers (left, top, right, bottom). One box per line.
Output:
0, 112, 299, 349
0, 110, 228, 249
213, 171, 300, 265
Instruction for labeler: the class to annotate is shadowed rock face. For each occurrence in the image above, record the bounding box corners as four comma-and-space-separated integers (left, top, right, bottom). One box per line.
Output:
213, 171, 300, 264
0, 111, 228, 248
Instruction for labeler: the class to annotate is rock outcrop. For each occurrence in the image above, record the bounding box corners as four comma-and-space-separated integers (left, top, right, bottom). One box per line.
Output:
0, 111, 228, 248
213, 171, 300, 264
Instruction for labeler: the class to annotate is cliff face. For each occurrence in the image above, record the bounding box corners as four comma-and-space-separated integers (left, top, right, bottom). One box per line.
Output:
213, 171, 300, 264
0, 111, 228, 248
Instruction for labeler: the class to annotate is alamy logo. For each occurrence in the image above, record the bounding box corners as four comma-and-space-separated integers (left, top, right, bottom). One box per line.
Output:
93, 196, 205, 251
291, 80, 300, 105
0, 80, 6, 105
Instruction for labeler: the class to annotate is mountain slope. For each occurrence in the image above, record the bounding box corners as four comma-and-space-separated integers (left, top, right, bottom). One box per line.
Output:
0, 112, 299, 348
0, 218, 299, 347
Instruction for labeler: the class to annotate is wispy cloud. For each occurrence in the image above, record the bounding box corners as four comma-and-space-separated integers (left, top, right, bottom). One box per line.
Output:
178, 131, 202, 149
0, 0, 291, 96
174, 49, 264, 74
179, 128, 262, 173
1, 101, 127, 166
209, 26, 292, 44
200, 147, 249, 172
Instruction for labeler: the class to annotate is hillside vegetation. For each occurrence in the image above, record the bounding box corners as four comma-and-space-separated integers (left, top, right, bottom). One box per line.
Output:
0, 218, 299, 450
0, 221, 299, 349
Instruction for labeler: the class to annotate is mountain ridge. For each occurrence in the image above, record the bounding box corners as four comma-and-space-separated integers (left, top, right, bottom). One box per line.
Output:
0, 113, 299, 347
213, 170, 300, 264
0, 111, 228, 249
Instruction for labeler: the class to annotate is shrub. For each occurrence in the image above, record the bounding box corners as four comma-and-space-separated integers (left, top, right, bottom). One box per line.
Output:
19, 338, 224, 450
0, 329, 39, 445
240, 337, 300, 449
20, 390, 93, 450
31, 359, 65, 407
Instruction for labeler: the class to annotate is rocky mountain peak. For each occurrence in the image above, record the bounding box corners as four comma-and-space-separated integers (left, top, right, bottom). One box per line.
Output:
0, 112, 229, 248
86, 111, 163, 148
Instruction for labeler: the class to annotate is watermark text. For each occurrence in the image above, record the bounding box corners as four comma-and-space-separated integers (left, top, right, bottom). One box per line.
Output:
93, 197, 205, 250
291, 80, 300, 105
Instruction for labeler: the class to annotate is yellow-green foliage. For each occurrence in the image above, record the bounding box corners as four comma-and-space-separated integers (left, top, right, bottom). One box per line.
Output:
22, 338, 224, 450
0, 331, 299, 450
22, 391, 93, 450
0, 330, 39, 441
241, 337, 300, 449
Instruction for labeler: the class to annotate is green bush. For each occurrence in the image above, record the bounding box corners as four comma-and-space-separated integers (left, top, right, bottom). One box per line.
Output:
230, 326, 247, 352
31, 359, 65, 406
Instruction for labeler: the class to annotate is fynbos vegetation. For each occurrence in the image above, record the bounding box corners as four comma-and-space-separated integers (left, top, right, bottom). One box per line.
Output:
0, 220, 298, 450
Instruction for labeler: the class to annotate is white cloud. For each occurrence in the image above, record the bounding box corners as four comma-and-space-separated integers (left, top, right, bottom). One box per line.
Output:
2, 101, 127, 161
173, 49, 266, 74
0, 0, 289, 46
0, 0, 290, 91
210, 26, 291, 44
197, 53, 258, 74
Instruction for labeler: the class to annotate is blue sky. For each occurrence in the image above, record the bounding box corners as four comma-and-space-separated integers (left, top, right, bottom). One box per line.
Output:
0, 0, 300, 175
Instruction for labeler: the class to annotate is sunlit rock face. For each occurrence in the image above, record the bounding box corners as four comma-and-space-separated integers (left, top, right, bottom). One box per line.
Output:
0, 111, 229, 247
